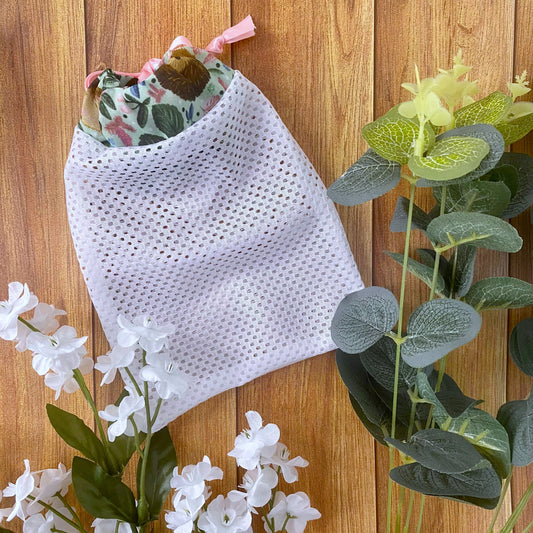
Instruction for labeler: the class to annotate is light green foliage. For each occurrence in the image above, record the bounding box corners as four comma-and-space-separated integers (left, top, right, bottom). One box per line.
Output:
454, 91, 513, 127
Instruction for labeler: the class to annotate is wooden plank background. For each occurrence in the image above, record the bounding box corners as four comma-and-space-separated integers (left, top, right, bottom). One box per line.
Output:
0, 0, 531, 531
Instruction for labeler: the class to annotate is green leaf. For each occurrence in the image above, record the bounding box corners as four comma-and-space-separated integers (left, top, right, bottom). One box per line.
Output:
385, 252, 447, 296
389, 197, 432, 233
139, 133, 166, 146
152, 104, 184, 137
137, 105, 149, 128
433, 181, 511, 217
484, 164, 519, 197
361, 106, 435, 164
417, 374, 511, 478
449, 245, 477, 298
496, 111, 533, 145
497, 386, 533, 467
327, 149, 401, 206
46, 404, 108, 471
408, 136, 490, 182
359, 336, 419, 391
99, 100, 112, 121
454, 91, 513, 127
426, 212, 523, 252
72, 457, 138, 523
419, 125, 505, 187
464, 277, 533, 311
137, 427, 177, 520
100, 91, 117, 111
0, 528, 15, 533
389, 462, 501, 505
331, 287, 399, 354
509, 318, 533, 377
386, 428, 488, 474
416, 248, 450, 279
348, 392, 390, 445
108, 433, 142, 474
402, 299, 481, 367
497, 153, 533, 218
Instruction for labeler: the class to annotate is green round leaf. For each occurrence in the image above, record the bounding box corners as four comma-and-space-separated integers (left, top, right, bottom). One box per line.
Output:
464, 277, 533, 311
361, 106, 435, 164
496, 111, 533, 145
331, 287, 399, 354
497, 153, 533, 218
408, 136, 490, 182
426, 212, 523, 252
510, 318, 533, 377
402, 299, 481, 367
454, 91, 512, 128
327, 149, 401, 206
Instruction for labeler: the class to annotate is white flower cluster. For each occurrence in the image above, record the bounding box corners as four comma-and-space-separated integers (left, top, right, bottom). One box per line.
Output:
165, 411, 320, 533
0, 460, 76, 532
0, 282, 92, 399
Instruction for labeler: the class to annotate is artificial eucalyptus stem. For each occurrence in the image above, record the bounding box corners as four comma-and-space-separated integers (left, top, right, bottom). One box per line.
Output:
387, 180, 417, 533
403, 491, 415, 533
416, 496, 425, 533
500, 478, 533, 533
487, 467, 513, 533
429, 186, 448, 300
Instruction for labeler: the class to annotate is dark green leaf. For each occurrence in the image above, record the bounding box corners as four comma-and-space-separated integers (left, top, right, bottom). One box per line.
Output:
0, 528, 15, 533
497, 386, 533, 467
416, 249, 450, 281
450, 245, 477, 298
137, 427, 177, 520
327, 149, 401, 206
137, 105, 149, 128
497, 153, 533, 218
402, 299, 482, 367
139, 133, 166, 146
331, 287, 399, 354
509, 318, 533, 377
454, 91, 512, 127
152, 104, 184, 138
389, 197, 432, 233
426, 212, 523, 252
386, 428, 488, 474
484, 165, 519, 197
108, 433, 142, 474
46, 404, 108, 471
100, 91, 117, 110
348, 392, 389, 445
464, 277, 533, 311
72, 457, 138, 522
99, 100, 112, 120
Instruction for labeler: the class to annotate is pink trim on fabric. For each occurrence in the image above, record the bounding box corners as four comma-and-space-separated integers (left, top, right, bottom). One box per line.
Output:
205, 15, 256, 54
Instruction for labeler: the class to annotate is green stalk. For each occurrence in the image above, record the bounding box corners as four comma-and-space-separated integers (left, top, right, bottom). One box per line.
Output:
403, 491, 415, 533
396, 487, 405, 532
260, 507, 276, 533
125, 366, 143, 397
280, 515, 291, 533
522, 518, 533, 533
416, 495, 425, 533
500, 478, 533, 533
55, 493, 84, 529
387, 181, 417, 533
487, 467, 513, 533
429, 186, 447, 300
28, 496, 89, 533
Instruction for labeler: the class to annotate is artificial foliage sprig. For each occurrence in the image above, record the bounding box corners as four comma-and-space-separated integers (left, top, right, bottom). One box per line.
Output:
328, 51, 533, 532
0, 284, 319, 533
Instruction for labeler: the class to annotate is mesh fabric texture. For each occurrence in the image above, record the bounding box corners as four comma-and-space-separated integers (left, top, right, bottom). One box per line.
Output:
64, 71, 364, 426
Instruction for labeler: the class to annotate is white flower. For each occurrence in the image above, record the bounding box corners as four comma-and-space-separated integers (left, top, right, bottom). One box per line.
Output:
171, 456, 223, 502
26, 326, 87, 376
44, 356, 93, 400
165, 495, 205, 533
3, 459, 36, 521
239, 466, 278, 508
15, 303, 66, 351
228, 411, 280, 470
0, 282, 38, 341
197, 495, 252, 533
95, 345, 136, 385
267, 492, 320, 533
140, 352, 189, 399
99, 388, 145, 442
116, 315, 175, 353
24, 509, 78, 533
32, 463, 71, 503
92, 518, 137, 533
268, 444, 308, 483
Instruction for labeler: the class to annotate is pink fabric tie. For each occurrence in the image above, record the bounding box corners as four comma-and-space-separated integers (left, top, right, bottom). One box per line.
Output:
84, 17, 255, 90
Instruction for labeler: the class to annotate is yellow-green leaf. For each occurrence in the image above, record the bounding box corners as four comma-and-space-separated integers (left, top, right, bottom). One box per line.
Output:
455, 91, 513, 127
496, 112, 533, 146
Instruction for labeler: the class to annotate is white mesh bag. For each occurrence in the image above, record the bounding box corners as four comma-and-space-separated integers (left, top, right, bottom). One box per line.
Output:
64, 69, 364, 426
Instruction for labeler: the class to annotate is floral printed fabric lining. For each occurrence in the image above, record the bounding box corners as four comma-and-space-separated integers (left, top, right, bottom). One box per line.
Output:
79, 46, 234, 147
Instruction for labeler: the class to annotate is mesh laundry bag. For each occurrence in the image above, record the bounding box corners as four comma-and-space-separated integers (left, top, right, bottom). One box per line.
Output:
64, 18, 364, 426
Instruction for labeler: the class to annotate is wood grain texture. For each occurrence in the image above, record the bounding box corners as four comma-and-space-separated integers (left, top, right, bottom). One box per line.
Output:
0, 0, 531, 531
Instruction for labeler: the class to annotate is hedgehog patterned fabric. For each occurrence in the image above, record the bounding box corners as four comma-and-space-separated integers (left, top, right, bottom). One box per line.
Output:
64, 71, 364, 427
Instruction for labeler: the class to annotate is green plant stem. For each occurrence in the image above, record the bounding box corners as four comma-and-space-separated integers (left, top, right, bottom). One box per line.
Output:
55, 493, 84, 529
396, 487, 405, 532
403, 491, 415, 533
280, 515, 291, 533
28, 497, 89, 533
18, 316, 40, 332
449, 248, 459, 298
416, 495, 425, 533
522, 518, 533, 533
487, 467, 513, 533
260, 507, 276, 533
429, 186, 447, 300
387, 181, 417, 533
500, 478, 533, 533
125, 367, 143, 397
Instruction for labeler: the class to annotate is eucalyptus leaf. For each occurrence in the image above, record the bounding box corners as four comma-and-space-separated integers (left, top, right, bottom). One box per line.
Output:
419, 125, 505, 187
389, 197, 432, 233
484, 164, 519, 197
449, 245, 477, 298
496, 110, 533, 145
402, 299, 482, 367
331, 287, 399, 354
386, 428, 488, 474
496, 153, 533, 219
454, 91, 513, 127
426, 212, 523, 252
348, 393, 389, 445
433, 181, 511, 217
385, 252, 447, 296
509, 317, 533, 377
408, 136, 490, 182
361, 106, 435, 164
327, 149, 401, 206
416, 249, 450, 281
72, 457, 138, 523
497, 386, 533, 467
464, 277, 533, 311
389, 462, 501, 505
